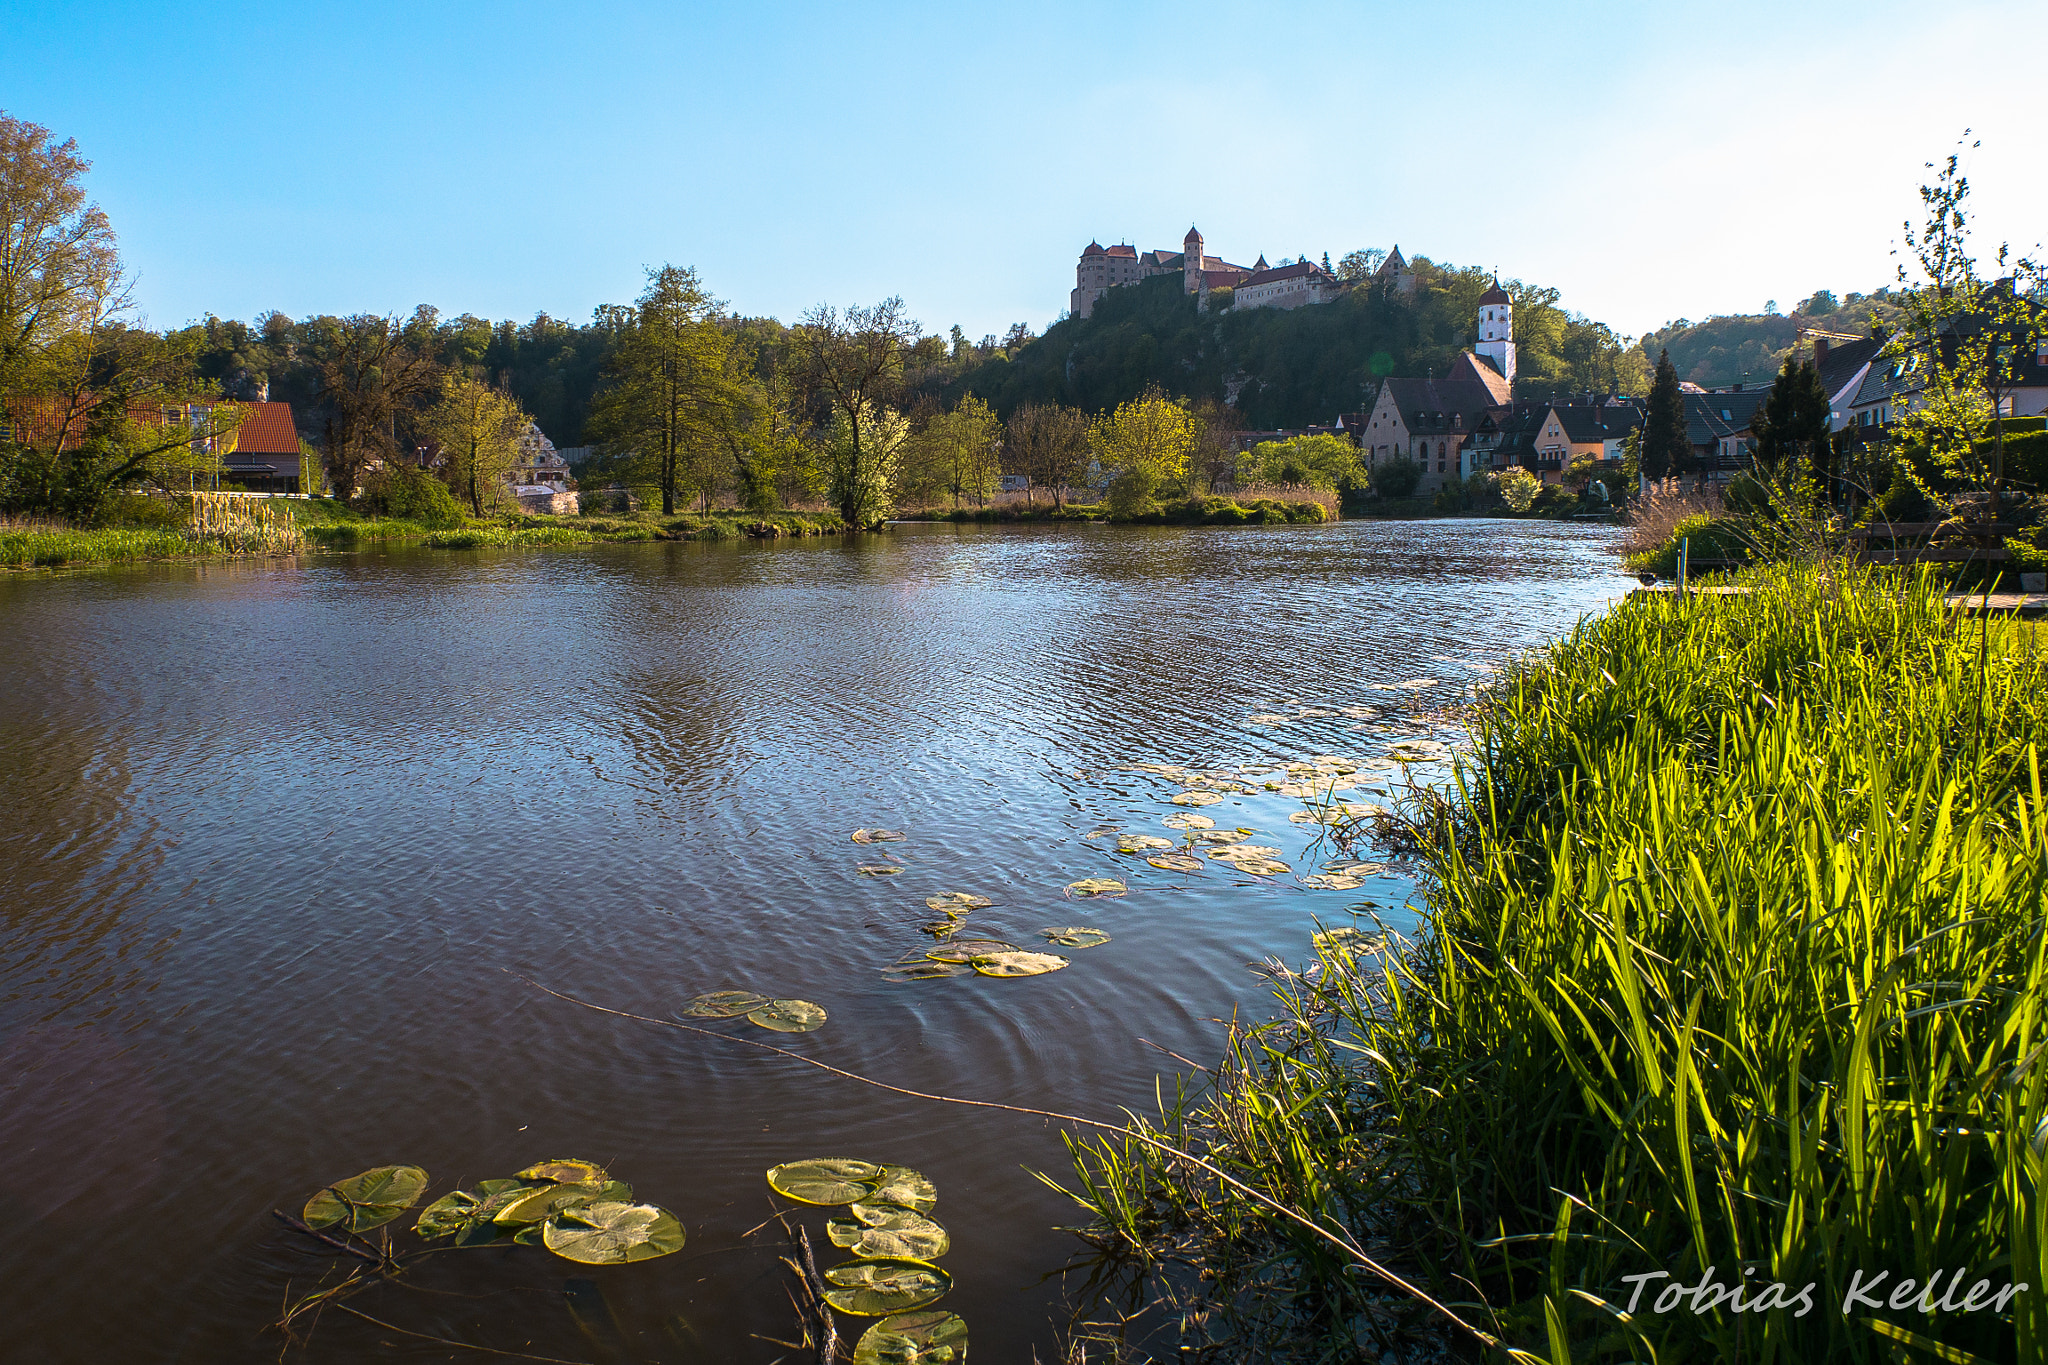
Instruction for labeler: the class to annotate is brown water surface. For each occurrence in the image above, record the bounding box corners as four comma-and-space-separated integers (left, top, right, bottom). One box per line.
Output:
0, 519, 1625, 1362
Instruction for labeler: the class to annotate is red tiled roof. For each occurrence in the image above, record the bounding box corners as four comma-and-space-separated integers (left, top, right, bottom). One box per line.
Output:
232, 401, 299, 454
1082, 241, 1105, 257
1104, 244, 1137, 258
1239, 261, 1331, 288
1478, 282, 1510, 305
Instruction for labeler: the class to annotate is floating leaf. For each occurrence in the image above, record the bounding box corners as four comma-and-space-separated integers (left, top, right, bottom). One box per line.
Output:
1232, 857, 1290, 876
1359, 758, 1401, 772
1041, 927, 1111, 948
925, 938, 1017, 964
1193, 828, 1255, 845
1170, 791, 1223, 807
1116, 834, 1174, 852
925, 892, 992, 914
495, 1182, 602, 1226
1311, 755, 1360, 772
970, 951, 1069, 977
1208, 844, 1281, 861
1324, 859, 1389, 876
415, 1190, 479, 1239
767, 1158, 884, 1205
517, 1159, 608, 1186
1313, 926, 1388, 954
1298, 874, 1367, 890
1081, 827, 1119, 840
853, 1309, 969, 1365
858, 864, 904, 876
679, 990, 770, 1019
882, 960, 965, 982
822, 1258, 953, 1316
870, 1167, 938, 1213
919, 919, 964, 940
540, 1201, 685, 1264
1247, 713, 1290, 725
1290, 809, 1349, 825
1237, 763, 1281, 776
304, 1165, 429, 1234
833, 1209, 950, 1261
1161, 812, 1214, 830
748, 998, 827, 1032
1065, 877, 1126, 898
1147, 853, 1204, 872
851, 829, 907, 844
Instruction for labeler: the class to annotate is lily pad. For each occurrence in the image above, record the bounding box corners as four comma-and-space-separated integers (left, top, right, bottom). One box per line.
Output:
748, 998, 827, 1033
680, 990, 771, 1019
1298, 873, 1367, 890
1041, 927, 1111, 949
823, 1259, 954, 1317
853, 1309, 969, 1365
925, 892, 992, 914
1232, 857, 1291, 876
1116, 834, 1174, 852
304, 1165, 429, 1234
970, 951, 1069, 977
1324, 859, 1389, 876
1161, 812, 1214, 830
869, 1167, 938, 1213
1194, 828, 1255, 845
415, 1190, 480, 1239
767, 1158, 884, 1205
857, 864, 904, 876
1147, 853, 1205, 872
882, 960, 965, 982
1208, 844, 1281, 861
540, 1201, 685, 1264
1065, 877, 1126, 898
1170, 790, 1223, 807
517, 1159, 608, 1185
1290, 809, 1349, 825
495, 1182, 603, 1226
852, 829, 907, 844
925, 938, 1017, 964
1313, 926, 1388, 954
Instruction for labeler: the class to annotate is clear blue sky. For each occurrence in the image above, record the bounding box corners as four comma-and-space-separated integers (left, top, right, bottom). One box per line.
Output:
5, 0, 2040, 345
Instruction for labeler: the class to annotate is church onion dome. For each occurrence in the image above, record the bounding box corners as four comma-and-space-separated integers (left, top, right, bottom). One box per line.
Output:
1478, 281, 1511, 305
1083, 241, 1106, 257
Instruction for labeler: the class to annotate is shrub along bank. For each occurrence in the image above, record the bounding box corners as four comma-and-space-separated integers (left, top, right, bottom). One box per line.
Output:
1061, 566, 2047, 1363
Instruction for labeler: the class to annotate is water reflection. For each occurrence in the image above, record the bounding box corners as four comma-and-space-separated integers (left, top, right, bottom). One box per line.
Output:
0, 520, 1624, 1361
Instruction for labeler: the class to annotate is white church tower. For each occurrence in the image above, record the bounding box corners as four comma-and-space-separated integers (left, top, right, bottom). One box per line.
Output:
1475, 280, 1516, 391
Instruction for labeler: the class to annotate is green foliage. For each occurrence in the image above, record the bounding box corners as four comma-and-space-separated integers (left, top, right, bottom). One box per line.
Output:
1637, 292, 1900, 388
1642, 349, 1689, 480
1103, 463, 1160, 518
1432, 470, 1497, 513
1497, 465, 1541, 512
1102, 493, 1324, 526
822, 400, 907, 527
1624, 511, 1747, 575
360, 462, 462, 528
1061, 568, 2048, 1362
1239, 432, 1363, 491
1368, 457, 1420, 499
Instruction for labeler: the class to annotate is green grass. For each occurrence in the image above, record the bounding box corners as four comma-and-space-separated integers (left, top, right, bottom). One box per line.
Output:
1109, 495, 1329, 526
0, 525, 215, 568
1057, 566, 2048, 1362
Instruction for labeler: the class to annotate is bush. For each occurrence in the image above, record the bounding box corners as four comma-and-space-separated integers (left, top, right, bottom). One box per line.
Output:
1369, 457, 1421, 499
1626, 511, 1748, 575
1530, 483, 1577, 515
360, 464, 463, 528
102, 493, 186, 529
1104, 466, 1160, 518
1498, 466, 1541, 512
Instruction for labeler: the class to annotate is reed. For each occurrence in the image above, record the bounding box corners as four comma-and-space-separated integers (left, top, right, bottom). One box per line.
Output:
187, 492, 303, 554
1059, 565, 2048, 1362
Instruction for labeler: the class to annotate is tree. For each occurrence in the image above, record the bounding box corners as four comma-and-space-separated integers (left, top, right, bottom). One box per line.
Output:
1188, 397, 1243, 493
1335, 248, 1387, 283
1240, 433, 1363, 492
587, 265, 745, 516
314, 308, 446, 501
913, 394, 1002, 507
423, 371, 529, 515
1498, 465, 1541, 512
1884, 137, 2045, 522
0, 112, 119, 396
1370, 457, 1422, 500
1089, 389, 1198, 489
1749, 355, 1833, 496
1002, 403, 1089, 508
795, 298, 919, 526
1641, 349, 1689, 480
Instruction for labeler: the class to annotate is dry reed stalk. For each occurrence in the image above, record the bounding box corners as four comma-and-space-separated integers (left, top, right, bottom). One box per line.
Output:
1232, 483, 1341, 515
1619, 478, 1722, 555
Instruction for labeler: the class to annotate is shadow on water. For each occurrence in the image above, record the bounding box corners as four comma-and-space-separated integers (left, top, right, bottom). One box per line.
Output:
0, 519, 1626, 1360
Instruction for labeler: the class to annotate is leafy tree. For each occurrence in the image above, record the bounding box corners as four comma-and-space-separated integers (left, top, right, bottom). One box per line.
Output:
587, 265, 749, 515
1884, 137, 2044, 521
313, 308, 446, 501
1089, 388, 1197, 491
1498, 466, 1541, 512
0, 112, 118, 395
795, 298, 918, 526
1641, 349, 1689, 480
1371, 457, 1421, 500
423, 371, 529, 515
1002, 402, 1090, 508
1240, 433, 1363, 491
1335, 248, 1386, 282
912, 394, 1001, 507
1188, 397, 1244, 494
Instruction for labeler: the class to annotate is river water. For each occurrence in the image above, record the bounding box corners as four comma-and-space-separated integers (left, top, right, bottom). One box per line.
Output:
0, 519, 1623, 1362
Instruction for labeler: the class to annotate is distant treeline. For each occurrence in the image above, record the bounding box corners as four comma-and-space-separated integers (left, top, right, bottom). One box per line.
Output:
1638, 288, 1902, 390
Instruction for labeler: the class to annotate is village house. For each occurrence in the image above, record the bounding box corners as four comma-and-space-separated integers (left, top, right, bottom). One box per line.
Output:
218, 401, 305, 493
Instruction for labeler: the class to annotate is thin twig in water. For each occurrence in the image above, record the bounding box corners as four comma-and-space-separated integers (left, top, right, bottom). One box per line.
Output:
509, 972, 1496, 1351
271, 1209, 383, 1265
329, 1302, 592, 1364
796, 1225, 839, 1364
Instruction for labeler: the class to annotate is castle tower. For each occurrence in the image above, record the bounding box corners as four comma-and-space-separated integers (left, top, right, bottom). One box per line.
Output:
1475, 279, 1516, 391
1183, 226, 1203, 296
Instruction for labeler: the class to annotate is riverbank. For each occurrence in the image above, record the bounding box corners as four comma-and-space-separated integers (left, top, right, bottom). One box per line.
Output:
1062, 565, 2047, 1362
895, 495, 1328, 526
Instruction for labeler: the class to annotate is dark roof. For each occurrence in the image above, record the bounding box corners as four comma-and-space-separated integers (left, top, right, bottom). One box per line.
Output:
1104, 244, 1137, 258
1239, 260, 1332, 288
1082, 241, 1105, 257
1145, 251, 1182, 269
1548, 403, 1643, 445
1446, 351, 1511, 402
1814, 333, 1883, 398
1682, 390, 1768, 446
1381, 378, 1501, 430
1478, 281, 1510, 306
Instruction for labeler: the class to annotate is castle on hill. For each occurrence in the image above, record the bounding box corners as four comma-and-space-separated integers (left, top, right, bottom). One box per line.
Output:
1070, 225, 1413, 320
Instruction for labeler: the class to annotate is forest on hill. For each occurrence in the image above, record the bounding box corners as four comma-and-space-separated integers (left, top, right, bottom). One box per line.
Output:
1636, 288, 1899, 389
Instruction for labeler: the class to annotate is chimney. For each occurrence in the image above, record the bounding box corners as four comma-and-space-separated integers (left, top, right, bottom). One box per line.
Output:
1814, 336, 1830, 363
